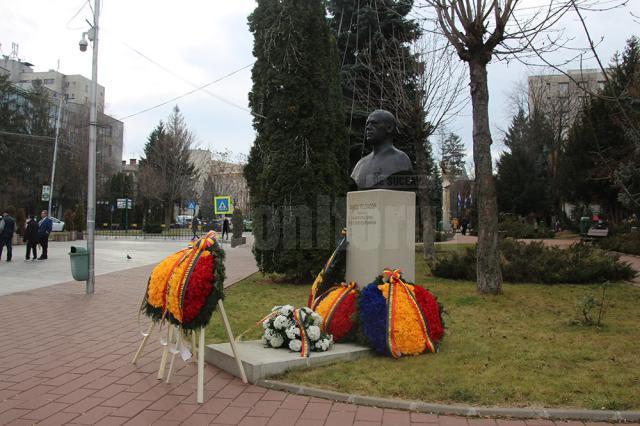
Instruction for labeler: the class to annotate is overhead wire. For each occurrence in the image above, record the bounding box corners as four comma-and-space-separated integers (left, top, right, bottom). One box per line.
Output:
116, 63, 255, 121
117, 40, 262, 118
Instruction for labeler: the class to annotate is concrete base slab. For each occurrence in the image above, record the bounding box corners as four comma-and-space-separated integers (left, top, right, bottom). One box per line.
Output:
205, 340, 371, 383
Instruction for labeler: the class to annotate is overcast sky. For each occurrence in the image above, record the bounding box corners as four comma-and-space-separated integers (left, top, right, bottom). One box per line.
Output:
1, 1, 637, 166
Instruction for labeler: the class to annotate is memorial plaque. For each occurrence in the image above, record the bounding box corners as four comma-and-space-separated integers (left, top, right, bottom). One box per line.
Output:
345, 189, 415, 287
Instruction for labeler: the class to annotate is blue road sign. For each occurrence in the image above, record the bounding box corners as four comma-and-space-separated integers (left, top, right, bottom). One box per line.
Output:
214, 196, 233, 214
187, 200, 196, 210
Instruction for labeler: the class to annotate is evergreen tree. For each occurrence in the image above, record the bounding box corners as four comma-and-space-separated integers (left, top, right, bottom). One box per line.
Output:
138, 108, 198, 227
496, 109, 553, 217
246, 0, 348, 281
559, 37, 640, 218
439, 131, 466, 176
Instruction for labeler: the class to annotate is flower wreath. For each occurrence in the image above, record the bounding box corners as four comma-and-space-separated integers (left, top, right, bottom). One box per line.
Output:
311, 282, 358, 342
358, 269, 444, 358
261, 306, 333, 357
142, 231, 225, 330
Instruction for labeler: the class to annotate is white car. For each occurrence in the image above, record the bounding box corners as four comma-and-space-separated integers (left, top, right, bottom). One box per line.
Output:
50, 217, 65, 232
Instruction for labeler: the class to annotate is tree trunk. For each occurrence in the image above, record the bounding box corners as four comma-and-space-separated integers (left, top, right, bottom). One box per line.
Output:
415, 137, 435, 267
469, 60, 502, 294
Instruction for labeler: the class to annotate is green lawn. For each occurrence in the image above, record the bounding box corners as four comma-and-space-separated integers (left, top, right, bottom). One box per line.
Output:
206, 244, 640, 410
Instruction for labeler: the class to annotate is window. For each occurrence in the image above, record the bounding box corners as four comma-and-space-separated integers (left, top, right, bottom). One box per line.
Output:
558, 82, 569, 97
598, 81, 606, 91
43, 78, 54, 85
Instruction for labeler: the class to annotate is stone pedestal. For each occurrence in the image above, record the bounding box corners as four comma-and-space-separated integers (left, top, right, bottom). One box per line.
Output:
345, 189, 415, 287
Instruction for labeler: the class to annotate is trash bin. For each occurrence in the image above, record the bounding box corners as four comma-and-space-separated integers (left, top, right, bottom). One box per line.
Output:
68, 246, 89, 281
579, 216, 590, 236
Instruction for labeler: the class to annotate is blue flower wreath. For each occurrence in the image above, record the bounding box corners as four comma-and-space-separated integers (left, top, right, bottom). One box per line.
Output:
357, 279, 389, 356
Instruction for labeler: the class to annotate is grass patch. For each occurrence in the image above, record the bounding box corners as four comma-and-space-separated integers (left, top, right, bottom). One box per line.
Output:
207, 246, 640, 409
205, 273, 308, 343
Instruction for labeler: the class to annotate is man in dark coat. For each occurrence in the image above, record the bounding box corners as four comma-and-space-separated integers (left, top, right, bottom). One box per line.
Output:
222, 218, 230, 240
0, 209, 16, 262
37, 210, 53, 260
23, 215, 39, 261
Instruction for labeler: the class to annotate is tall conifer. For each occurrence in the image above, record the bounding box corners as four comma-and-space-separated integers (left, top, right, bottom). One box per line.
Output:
245, 0, 348, 281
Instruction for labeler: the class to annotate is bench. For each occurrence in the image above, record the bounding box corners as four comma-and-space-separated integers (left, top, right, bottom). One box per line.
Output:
581, 228, 609, 243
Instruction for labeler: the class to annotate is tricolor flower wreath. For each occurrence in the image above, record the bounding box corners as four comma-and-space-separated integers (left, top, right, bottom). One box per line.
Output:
358, 269, 444, 358
142, 231, 225, 330
311, 282, 358, 342
261, 305, 333, 357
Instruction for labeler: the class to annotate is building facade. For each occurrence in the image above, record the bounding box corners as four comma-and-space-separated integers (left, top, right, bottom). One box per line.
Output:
528, 69, 606, 130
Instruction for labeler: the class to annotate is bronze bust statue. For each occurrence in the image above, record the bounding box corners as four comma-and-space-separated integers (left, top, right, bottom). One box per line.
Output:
350, 109, 413, 190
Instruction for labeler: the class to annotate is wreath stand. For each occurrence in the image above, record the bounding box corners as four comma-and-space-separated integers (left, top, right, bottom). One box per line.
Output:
132, 300, 247, 403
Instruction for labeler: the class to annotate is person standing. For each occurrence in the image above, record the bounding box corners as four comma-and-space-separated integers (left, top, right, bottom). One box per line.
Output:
222, 217, 230, 240
23, 215, 39, 261
37, 210, 53, 260
190, 217, 199, 240
461, 217, 468, 236
0, 209, 16, 262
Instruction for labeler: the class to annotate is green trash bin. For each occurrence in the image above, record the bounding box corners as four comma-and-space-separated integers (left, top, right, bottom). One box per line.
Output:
69, 246, 89, 281
579, 216, 590, 236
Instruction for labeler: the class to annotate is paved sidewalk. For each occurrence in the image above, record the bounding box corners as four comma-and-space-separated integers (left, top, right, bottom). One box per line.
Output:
0, 239, 636, 424
0, 234, 256, 296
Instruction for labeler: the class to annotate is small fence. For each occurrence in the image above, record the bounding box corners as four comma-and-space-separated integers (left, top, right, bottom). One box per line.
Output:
95, 224, 205, 240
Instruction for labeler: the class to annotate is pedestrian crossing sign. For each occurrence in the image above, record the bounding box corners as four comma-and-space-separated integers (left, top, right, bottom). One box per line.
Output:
214, 196, 233, 214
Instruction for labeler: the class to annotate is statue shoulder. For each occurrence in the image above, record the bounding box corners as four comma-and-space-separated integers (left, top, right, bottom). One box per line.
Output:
392, 147, 412, 169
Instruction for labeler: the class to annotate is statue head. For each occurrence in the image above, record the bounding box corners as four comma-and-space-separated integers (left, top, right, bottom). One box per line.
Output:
365, 109, 397, 149
350, 109, 414, 191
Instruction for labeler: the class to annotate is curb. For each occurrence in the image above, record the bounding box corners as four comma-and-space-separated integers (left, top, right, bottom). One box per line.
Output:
257, 379, 640, 422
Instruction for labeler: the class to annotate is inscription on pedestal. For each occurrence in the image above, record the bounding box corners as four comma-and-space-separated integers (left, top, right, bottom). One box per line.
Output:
346, 190, 415, 287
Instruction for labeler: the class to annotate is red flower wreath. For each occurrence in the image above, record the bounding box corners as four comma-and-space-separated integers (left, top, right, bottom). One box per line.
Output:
181, 255, 214, 325
412, 285, 444, 345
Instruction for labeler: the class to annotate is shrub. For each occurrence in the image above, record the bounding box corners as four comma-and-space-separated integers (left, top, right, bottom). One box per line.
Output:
599, 232, 640, 256
64, 209, 75, 232
232, 208, 244, 239
73, 206, 85, 232
499, 217, 555, 239
433, 239, 636, 284
143, 222, 163, 234
435, 230, 454, 242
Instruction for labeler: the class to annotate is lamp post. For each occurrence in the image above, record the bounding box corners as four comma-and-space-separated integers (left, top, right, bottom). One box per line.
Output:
48, 94, 64, 216
80, 0, 100, 295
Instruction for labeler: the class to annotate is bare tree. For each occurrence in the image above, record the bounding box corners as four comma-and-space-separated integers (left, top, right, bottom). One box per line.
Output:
416, 0, 609, 294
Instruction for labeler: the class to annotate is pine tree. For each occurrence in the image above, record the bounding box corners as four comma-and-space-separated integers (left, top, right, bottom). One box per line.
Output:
246, 0, 348, 282
496, 109, 553, 217
440, 132, 466, 176
559, 37, 640, 218
138, 108, 198, 227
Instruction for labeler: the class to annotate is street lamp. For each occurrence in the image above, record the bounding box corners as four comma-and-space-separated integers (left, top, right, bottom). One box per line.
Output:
79, 0, 100, 295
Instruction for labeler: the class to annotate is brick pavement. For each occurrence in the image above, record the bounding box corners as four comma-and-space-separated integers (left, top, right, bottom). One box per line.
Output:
0, 260, 637, 424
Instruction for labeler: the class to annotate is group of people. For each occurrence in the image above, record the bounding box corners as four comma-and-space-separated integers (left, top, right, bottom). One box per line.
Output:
0, 209, 53, 262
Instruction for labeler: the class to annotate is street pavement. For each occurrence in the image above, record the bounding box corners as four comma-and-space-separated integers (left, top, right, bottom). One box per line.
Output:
0, 235, 257, 296
0, 234, 637, 424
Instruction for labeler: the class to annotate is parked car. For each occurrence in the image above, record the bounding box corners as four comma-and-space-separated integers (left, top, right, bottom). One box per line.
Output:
50, 217, 65, 232
175, 215, 193, 228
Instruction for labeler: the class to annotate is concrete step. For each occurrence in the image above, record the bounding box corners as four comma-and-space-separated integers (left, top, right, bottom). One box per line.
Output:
205, 340, 371, 383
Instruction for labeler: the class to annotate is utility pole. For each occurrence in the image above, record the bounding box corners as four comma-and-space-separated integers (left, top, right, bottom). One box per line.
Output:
48, 94, 64, 216
85, 0, 100, 295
